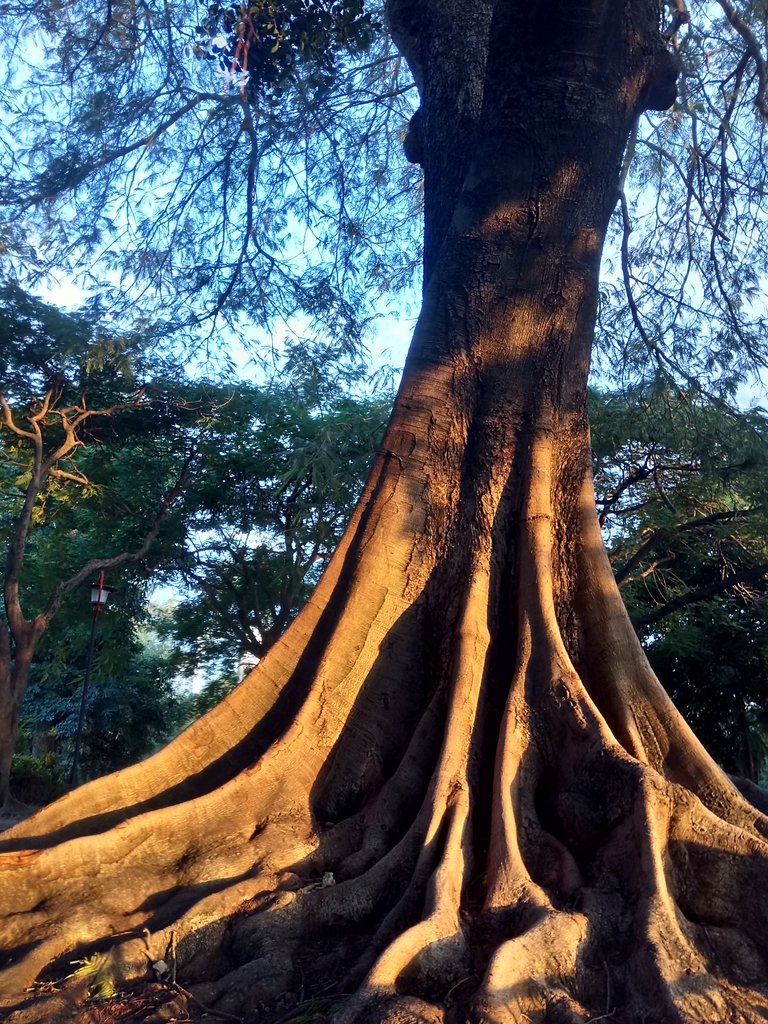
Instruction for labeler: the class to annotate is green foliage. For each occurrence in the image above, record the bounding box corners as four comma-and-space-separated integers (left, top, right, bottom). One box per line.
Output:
194, 0, 379, 101
0, 287, 212, 783
9, 754, 65, 805
0, 286, 236, 621
0, 284, 94, 401
592, 384, 768, 623
16, 611, 192, 781
67, 954, 117, 1001
592, 384, 768, 776
2, 289, 388, 784
590, 11, 768, 402
163, 346, 392, 671
188, 670, 240, 718
643, 599, 768, 780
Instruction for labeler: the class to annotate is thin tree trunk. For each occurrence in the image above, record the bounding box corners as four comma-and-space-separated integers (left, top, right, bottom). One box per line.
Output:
2, 2, 768, 1022
0, 626, 35, 811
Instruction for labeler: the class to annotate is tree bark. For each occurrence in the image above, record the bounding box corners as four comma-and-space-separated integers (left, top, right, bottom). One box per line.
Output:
0, 620, 41, 811
0, 624, 28, 812
3, 2, 768, 1022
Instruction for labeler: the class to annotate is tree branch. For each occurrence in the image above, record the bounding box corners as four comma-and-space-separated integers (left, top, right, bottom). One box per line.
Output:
615, 507, 757, 585
597, 461, 651, 526
2, 389, 157, 642
0, 395, 36, 441
2, 409, 45, 642
29, 96, 229, 204
36, 450, 196, 628
715, 0, 768, 118
632, 561, 768, 629
48, 466, 91, 486
621, 554, 676, 586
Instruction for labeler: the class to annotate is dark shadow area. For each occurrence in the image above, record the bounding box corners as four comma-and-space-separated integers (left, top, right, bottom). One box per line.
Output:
463, 409, 530, 914
668, 837, 768, 988
309, 597, 442, 827
0, 941, 39, 975
731, 774, 768, 815
126, 861, 265, 934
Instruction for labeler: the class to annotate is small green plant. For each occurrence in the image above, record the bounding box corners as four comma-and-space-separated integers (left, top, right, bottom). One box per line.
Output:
67, 954, 117, 1001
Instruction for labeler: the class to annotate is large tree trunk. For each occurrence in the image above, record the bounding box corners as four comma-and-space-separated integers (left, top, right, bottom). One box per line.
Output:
4, 2, 768, 1021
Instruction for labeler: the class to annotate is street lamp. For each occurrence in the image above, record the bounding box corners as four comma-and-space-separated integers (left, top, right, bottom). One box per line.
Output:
69, 571, 113, 786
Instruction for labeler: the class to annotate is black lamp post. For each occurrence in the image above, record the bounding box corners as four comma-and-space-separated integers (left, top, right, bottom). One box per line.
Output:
69, 572, 113, 786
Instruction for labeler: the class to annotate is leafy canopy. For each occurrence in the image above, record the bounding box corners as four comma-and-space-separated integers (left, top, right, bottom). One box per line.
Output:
592, 383, 768, 777
3, 0, 768, 409
165, 360, 391, 669
598, 1, 768, 401
0, 0, 418, 351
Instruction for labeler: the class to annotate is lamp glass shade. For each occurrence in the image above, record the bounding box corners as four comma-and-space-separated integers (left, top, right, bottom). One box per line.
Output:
89, 583, 113, 608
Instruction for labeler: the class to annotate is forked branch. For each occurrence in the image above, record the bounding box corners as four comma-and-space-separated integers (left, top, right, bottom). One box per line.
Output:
716, 0, 768, 118
614, 506, 757, 585
632, 560, 768, 628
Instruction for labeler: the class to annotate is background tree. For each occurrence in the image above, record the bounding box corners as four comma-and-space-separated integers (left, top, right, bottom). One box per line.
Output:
5, 3, 768, 1024
0, 287, 200, 807
591, 384, 768, 777
2, 309, 390, 793
166, 353, 391, 672
646, 597, 768, 782
14, 616, 189, 797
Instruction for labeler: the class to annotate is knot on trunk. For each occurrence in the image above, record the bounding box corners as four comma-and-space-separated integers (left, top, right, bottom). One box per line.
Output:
402, 108, 425, 165
640, 48, 682, 111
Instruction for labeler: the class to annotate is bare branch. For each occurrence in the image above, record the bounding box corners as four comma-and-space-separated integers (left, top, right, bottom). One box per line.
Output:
615, 507, 758, 585
0, 394, 36, 441
48, 466, 91, 486
621, 554, 676, 585
597, 461, 652, 526
41, 395, 150, 472
3, 415, 46, 642
663, 0, 690, 41
619, 190, 660, 358
652, 468, 678, 514
632, 561, 768, 629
